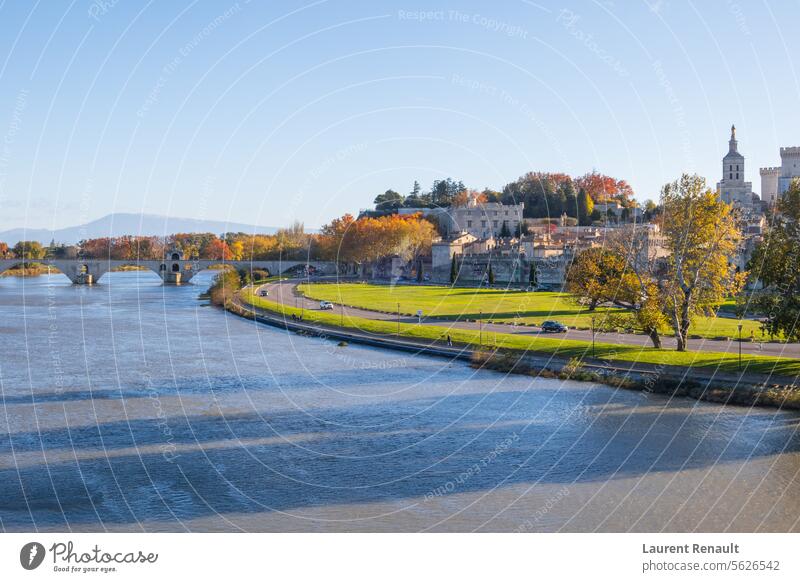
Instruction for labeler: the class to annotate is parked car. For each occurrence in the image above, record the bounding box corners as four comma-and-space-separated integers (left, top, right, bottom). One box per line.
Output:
258, 288, 269, 297
319, 301, 334, 310
541, 320, 568, 333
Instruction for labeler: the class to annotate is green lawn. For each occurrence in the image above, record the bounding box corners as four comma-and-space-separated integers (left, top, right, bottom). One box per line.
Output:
297, 282, 767, 340
238, 289, 800, 377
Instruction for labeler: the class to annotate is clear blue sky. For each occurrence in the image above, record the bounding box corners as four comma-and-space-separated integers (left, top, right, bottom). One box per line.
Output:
1, 0, 798, 232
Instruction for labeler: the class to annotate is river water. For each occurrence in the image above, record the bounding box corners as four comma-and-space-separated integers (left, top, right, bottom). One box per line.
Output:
1, 272, 799, 532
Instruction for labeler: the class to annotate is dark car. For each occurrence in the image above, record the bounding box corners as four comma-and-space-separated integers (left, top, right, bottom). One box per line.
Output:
541, 320, 568, 333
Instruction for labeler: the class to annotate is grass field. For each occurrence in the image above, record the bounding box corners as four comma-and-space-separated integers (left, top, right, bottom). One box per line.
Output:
239, 288, 800, 376
297, 282, 768, 340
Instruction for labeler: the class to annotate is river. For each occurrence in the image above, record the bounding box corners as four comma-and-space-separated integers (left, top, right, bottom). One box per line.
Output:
1, 272, 799, 532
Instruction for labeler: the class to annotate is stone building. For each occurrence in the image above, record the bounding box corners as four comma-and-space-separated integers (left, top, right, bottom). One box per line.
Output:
760, 147, 800, 204
400, 199, 524, 239
716, 125, 756, 210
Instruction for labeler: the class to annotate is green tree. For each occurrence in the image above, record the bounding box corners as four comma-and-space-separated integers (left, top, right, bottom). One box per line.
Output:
577, 188, 593, 226
207, 269, 242, 306
487, 264, 495, 285
450, 254, 458, 284
12, 240, 45, 261
374, 189, 405, 210
430, 178, 465, 207
748, 178, 800, 341
529, 262, 538, 289
499, 221, 511, 238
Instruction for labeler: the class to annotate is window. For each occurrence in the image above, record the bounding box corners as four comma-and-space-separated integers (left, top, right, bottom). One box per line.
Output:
481, 220, 487, 227
736, 173, 739, 179
730, 173, 733, 179
493, 220, 498, 227
467, 220, 473, 228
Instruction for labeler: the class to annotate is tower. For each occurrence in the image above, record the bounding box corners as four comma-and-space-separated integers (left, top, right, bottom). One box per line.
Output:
717, 124, 754, 208
722, 125, 744, 183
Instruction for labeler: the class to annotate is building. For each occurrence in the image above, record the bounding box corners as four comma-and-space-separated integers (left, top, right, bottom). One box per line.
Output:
717, 125, 756, 210
400, 198, 524, 239
760, 147, 800, 204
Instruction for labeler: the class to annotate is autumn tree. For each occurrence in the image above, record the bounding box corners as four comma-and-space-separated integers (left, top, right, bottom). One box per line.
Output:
0, 242, 10, 258
566, 243, 666, 348
659, 174, 743, 351
13, 240, 46, 260
747, 178, 800, 341
566, 247, 626, 311
574, 171, 635, 204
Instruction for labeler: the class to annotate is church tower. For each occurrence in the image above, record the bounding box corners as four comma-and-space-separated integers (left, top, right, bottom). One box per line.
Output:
722, 125, 744, 183
717, 124, 754, 209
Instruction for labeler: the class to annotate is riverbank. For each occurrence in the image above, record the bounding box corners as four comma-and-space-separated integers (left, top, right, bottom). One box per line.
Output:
297, 281, 768, 341
229, 287, 800, 411
0, 262, 52, 276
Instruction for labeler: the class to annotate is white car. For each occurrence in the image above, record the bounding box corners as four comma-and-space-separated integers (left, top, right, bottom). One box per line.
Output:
258, 288, 269, 297
319, 301, 334, 310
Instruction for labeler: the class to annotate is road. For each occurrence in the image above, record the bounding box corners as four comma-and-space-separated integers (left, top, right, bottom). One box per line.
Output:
261, 279, 800, 359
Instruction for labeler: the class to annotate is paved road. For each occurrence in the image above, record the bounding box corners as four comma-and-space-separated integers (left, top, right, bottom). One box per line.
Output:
261, 279, 800, 359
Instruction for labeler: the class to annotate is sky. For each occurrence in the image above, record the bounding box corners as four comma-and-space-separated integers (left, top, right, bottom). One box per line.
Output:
0, 0, 799, 232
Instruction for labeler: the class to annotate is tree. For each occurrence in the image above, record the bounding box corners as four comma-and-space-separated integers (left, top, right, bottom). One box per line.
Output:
487, 264, 495, 285
574, 171, 635, 204
566, 244, 666, 348
499, 220, 511, 238
207, 269, 241, 306
12, 240, 45, 261
0, 242, 9, 258
577, 188, 593, 226
747, 178, 800, 341
416, 260, 423, 282
482, 188, 502, 203
659, 174, 743, 351
529, 262, 538, 289
374, 189, 405, 210
643, 199, 658, 221
566, 247, 625, 311
563, 181, 579, 219
430, 178, 465, 207
450, 254, 458, 283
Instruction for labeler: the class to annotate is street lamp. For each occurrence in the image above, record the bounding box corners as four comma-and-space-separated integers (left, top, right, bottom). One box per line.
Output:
738, 323, 743, 370
397, 302, 401, 336
591, 316, 596, 358
479, 310, 483, 346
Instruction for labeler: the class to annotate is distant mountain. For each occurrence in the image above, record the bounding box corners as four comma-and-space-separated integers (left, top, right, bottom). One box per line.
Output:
0, 213, 282, 245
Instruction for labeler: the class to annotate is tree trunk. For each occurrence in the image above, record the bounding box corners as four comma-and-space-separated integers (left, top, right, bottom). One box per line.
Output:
588, 298, 598, 311
675, 293, 692, 351
647, 328, 662, 349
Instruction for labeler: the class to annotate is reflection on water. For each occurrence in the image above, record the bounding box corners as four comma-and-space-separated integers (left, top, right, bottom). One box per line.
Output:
0, 272, 799, 532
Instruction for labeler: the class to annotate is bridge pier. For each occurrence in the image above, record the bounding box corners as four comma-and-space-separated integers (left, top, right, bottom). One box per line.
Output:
50, 260, 109, 285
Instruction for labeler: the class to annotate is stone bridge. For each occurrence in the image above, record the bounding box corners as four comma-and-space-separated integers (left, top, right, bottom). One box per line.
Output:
0, 257, 337, 284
